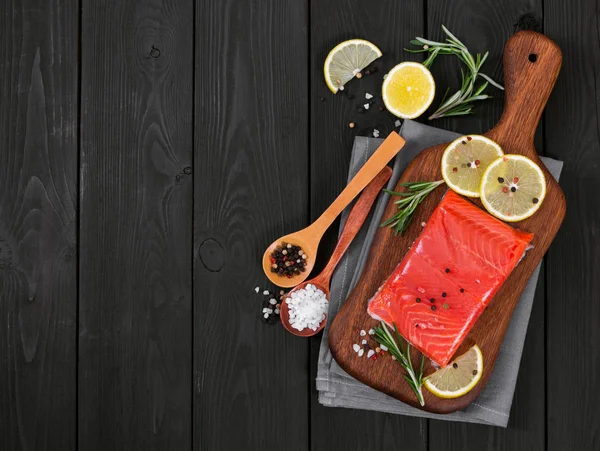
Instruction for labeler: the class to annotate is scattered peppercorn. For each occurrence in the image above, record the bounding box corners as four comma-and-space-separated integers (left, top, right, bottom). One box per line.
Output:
453, 363, 458, 369
498, 177, 504, 183
532, 197, 539, 204
460, 288, 465, 293
472, 369, 478, 375
364, 70, 371, 75
349, 122, 355, 129
462, 140, 467, 145
355, 72, 363, 79
442, 292, 447, 297
431, 305, 437, 311
511, 186, 517, 192
467, 136, 472, 141
445, 268, 450, 273
416, 297, 421, 303
430, 298, 435, 303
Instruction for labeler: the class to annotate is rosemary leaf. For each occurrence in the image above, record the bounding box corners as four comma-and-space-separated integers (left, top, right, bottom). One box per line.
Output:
374, 322, 426, 406
380, 180, 445, 235
407, 25, 504, 119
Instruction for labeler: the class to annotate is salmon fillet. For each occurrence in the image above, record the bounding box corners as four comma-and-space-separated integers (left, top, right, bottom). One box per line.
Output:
367, 190, 534, 367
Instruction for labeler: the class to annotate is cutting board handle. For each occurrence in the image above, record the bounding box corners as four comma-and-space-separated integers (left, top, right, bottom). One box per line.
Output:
492, 31, 562, 152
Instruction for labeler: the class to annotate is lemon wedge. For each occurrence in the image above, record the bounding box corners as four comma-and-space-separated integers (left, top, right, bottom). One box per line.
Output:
323, 39, 382, 94
424, 345, 483, 399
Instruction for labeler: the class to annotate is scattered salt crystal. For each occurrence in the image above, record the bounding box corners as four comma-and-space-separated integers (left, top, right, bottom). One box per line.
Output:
263, 290, 269, 295
353, 344, 360, 353
358, 349, 364, 357
274, 309, 280, 314
368, 328, 375, 335
286, 285, 328, 331
395, 119, 402, 127
264, 313, 269, 319
363, 103, 370, 110
339, 85, 344, 91
373, 129, 380, 137
255, 287, 260, 293
380, 344, 388, 352
361, 339, 367, 345
269, 299, 277, 305
367, 350, 375, 358
365, 92, 373, 99
360, 330, 366, 336
262, 308, 268, 313
266, 308, 273, 314
383, 74, 387, 79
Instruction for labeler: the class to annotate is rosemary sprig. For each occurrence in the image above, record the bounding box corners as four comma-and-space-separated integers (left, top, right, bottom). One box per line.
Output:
374, 322, 425, 406
406, 25, 504, 120
380, 180, 445, 235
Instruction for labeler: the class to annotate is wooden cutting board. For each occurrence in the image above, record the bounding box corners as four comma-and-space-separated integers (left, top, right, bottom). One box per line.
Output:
328, 31, 565, 414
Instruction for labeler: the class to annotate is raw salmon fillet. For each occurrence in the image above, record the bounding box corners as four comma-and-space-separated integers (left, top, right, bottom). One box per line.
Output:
368, 190, 534, 367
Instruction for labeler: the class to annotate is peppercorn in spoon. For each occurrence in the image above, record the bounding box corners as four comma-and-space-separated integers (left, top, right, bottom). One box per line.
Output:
279, 167, 392, 337
262, 132, 405, 288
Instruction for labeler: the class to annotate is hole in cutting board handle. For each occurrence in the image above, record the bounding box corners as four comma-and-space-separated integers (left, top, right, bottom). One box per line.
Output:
528, 53, 537, 62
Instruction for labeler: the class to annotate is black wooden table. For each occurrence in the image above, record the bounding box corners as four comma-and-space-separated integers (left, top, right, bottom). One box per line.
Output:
1, 0, 598, 450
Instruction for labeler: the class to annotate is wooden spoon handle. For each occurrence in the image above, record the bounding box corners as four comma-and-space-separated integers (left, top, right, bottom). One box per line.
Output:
309, 132, 405, 237
315, 166, 392, 285
492, 31, 562, 152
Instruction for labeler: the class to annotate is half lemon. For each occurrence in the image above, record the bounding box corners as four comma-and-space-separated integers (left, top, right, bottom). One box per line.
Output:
441, 135, 504, 197
382, 62, 435, 119
480, 155, 546, 222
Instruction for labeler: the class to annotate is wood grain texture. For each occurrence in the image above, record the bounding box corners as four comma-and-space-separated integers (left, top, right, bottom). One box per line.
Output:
544, 0, 600, 449
309, 0, 428, 450
426, 1, 547, 447
193, 0, 309, 449
329, 31, 564, 414
0, 0, 78, 449
78, 1, 193, 449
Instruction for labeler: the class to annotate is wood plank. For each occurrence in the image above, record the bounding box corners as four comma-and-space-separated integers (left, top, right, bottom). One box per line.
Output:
193, 1, 309, 449
544, 0, 600, 449
309, 0, 428, 449
78, 1, 193, 449
426, 0, 547, 446
0, 0, 78, 449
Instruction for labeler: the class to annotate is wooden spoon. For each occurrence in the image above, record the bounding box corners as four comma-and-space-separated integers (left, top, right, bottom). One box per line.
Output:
263, 132, 405, 288
280, 166, 392, 337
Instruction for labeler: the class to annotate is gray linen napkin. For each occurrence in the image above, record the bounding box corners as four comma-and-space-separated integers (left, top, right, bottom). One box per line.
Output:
316, 119, 563, 428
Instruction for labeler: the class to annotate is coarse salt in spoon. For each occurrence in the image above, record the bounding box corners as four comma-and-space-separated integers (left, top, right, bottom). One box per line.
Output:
280, 167, 392, 337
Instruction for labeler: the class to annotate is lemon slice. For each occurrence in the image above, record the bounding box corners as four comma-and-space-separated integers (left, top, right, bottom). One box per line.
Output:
441, 135, 504, 197
381, 62, 435, 119
324, 39, 382, 94
424, 345, 483, 399
480, 155, 546, 222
